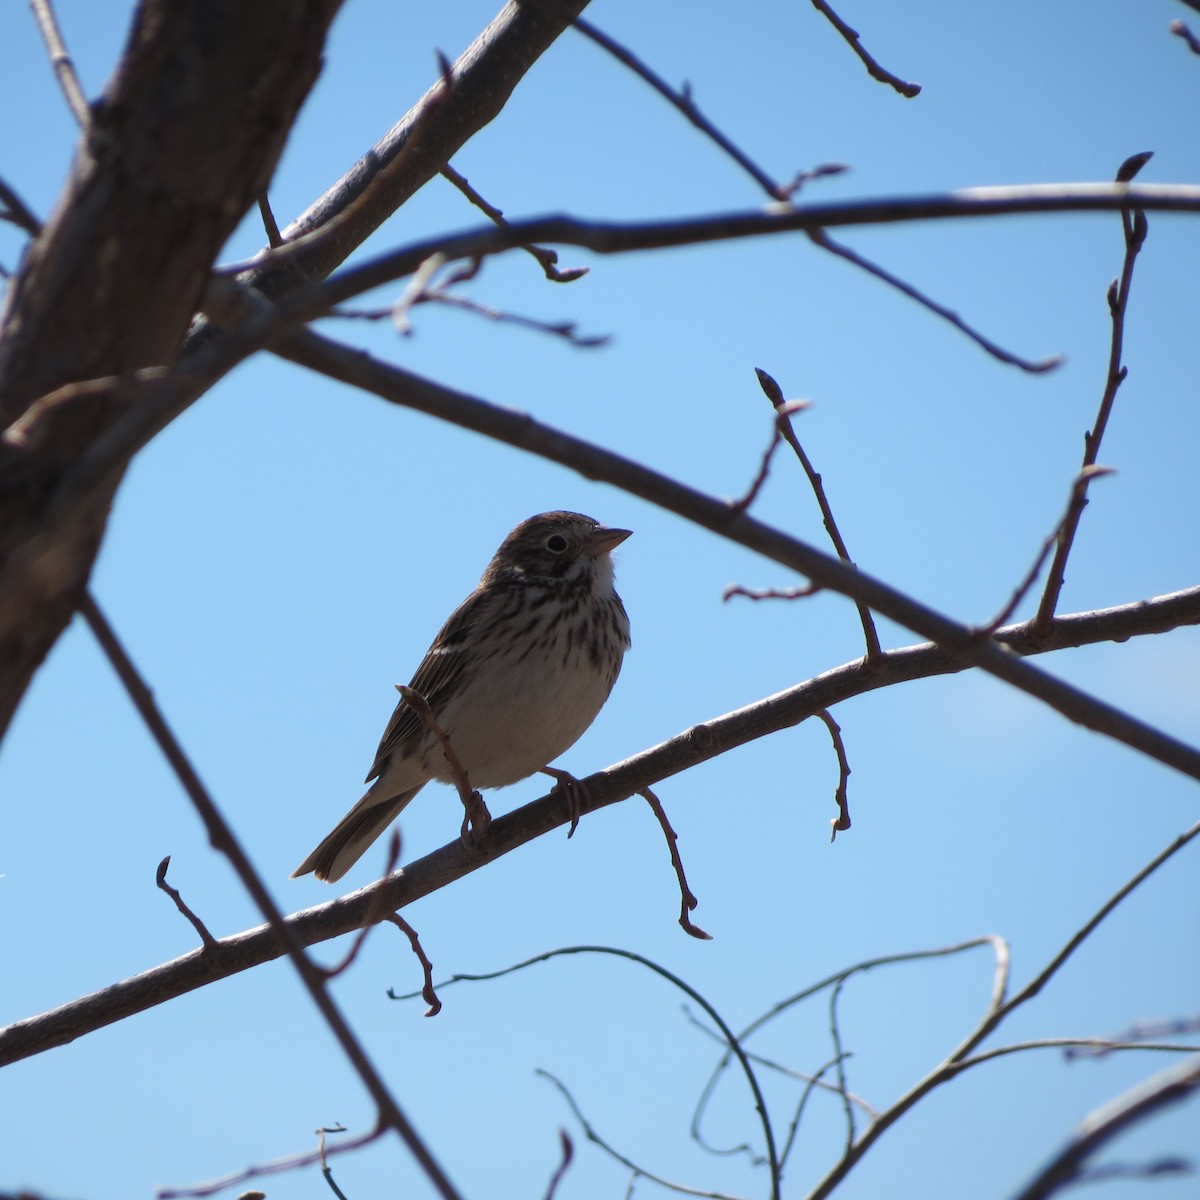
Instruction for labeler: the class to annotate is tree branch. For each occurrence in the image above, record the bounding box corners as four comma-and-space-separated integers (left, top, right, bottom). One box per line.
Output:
2, 586, 1195, 1068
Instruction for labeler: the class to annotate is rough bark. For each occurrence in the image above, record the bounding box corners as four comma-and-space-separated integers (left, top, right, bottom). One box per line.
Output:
0, 0, 344, 735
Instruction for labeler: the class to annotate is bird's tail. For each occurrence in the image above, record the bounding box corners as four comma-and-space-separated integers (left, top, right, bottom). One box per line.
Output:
292, 784, 424, 883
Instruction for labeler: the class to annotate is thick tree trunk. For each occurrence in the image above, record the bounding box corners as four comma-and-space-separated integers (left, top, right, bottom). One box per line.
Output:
0, 0, 344, 736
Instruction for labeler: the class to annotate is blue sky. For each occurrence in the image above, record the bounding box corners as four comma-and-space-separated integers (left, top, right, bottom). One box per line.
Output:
2, 2, 1198, 1198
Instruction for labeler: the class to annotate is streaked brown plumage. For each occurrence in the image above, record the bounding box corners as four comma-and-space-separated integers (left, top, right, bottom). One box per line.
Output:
293, 511, 632, 882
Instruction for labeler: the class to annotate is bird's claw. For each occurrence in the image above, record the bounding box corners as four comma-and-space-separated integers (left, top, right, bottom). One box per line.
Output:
459, 790, 492, 849
540, 767, 590, 838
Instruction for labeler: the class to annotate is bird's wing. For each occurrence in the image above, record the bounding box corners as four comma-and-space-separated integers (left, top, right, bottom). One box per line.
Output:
363, 586, 491, 783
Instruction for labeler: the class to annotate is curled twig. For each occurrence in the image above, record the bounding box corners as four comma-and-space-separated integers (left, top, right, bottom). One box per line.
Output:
155, 856, 217, 950
385, 912, 442, 1016
813, 709, 851, 837
641, 787, 711, 940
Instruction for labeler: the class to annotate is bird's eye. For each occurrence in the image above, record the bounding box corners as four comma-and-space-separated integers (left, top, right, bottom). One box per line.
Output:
546, 534, 569, 554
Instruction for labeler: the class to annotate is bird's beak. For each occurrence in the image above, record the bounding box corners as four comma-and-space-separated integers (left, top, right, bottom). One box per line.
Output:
587, 526, 632, 557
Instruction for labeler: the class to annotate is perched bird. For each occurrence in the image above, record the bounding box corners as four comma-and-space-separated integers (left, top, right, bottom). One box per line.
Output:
293, 511, 632, 882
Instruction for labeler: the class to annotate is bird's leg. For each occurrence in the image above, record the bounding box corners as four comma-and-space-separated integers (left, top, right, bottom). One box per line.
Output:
398, 684, 491, 848
458, 791, 491, 849
540, 766, 590, 838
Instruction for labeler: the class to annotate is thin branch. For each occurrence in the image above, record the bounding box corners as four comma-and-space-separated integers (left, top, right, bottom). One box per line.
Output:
77, 594, 464, 1200
160, 1122, 384, 1200
29, 0, 90, 127
804, 820, 1200, 1200
320, 831, 403, 979
537, 1070, 748, 1200
155, 856, 217, 950
0, 175, 41, 237
403, 941, 778, 1197
809, 0, 921, 97
980, 466, 1113, 634
641, 787, 711, 940
385, 913, 442, 1017
813, 709, 851, 836
1034, 153, 1152, 632
338, 289, 609, 347
542, 1131, 575, 1200
1170, 20, 1200, 54
3, 589, 1197, 1068
565, 7, 793, 200
257, 194, 283, 248
441, 165, 587, 281
727, 399, 810, 514
809, 228, 1063, 373
274, 326, 1200, 786
755, 368, 880, 659
1007, 1054, 1200, 1200
828, 979, 858, 1155
723, 583, 821, 602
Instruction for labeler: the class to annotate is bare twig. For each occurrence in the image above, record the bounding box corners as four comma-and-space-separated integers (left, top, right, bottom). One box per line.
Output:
1034, 152, 1152, 633
809, 0, 921, 97
541, 1131, 574, 1200
809, 229, 1063, 373
257, 194, 283, 248
321, 832, 403, 979
723, 583, 822, 602
727, 399, 810, 514
1066, 1016, 1200, 1058
277, 326, 1200, 784
77, 593, 464, 1200
29, 0, 90, 127
814, 709, 851, 836
385, 913, 442, 1016
1171, 19, 1200, 54
980, 466, 1114, 634
397, 944, 782, 1200
1007, 1054, 1200, 1200
563, 8, 795, 200
755, 368, 881, 658
339, 287, 610, 347
160, 1122, 384, 1200
6, 592, 1199, 1069
640, 788, 712, 940
828, 979, 858, 1155
155, 856, 217, 950
396, 684, 491, 844
441, 165, 587, 281
318, 1124, 353, 1200
537, 1069, 742, 1200
0, 175, 41, 237
805, 820, 1200, 1200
